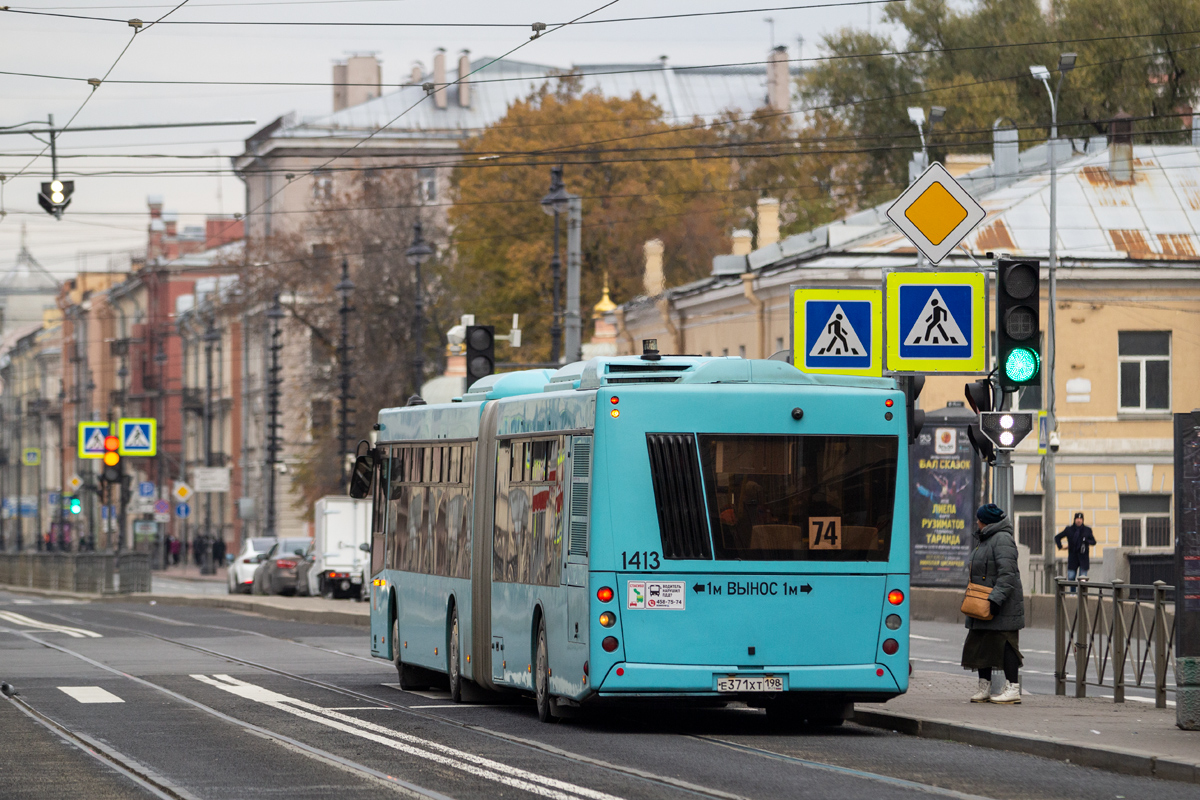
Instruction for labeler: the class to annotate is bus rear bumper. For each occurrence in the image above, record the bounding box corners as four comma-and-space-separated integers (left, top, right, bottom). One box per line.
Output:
595, 662, 903, 696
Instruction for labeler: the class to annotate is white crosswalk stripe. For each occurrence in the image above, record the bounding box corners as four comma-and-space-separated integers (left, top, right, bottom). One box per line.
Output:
0, 610, 102, 638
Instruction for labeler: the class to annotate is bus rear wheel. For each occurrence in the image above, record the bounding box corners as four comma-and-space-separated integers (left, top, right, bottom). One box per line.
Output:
448, 611, 462, 703
534, 620, 558, 723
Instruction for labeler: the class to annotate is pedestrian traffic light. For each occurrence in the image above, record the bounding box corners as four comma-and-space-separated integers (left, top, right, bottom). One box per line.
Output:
996, 258, 1041, 390
68, 496, 81, 515
964, 378, 996, 464
102, 434, 121, 482
38, 179, 74, 218
979, 411, 1034, 449
465, 324, 495, 388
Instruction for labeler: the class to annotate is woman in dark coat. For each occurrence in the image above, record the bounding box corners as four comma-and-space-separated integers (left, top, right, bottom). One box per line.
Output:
962, 503, 1025, 704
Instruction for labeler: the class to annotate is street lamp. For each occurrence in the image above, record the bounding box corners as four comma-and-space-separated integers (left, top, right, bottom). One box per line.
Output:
1029, 52, 1075, 592
405, 221, 433, 396
541, 165, 570, 364
335, 259, 355, 480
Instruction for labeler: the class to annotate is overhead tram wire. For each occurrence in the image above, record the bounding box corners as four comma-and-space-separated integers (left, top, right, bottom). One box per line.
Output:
2, 0, 903, 27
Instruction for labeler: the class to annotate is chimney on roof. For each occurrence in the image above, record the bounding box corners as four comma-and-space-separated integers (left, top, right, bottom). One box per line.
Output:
457, 50, 471, 108
643, 239, 665, 297
411, 61, 424, 85
992, 119, 1018, 190
1109, 110, 1133, 183
756, 198, 780, 249
766, 45, 789, 113
433, 49, 448, 109
147, 195, 163, 219
731, 229, 753, 255
333, 54, 382, 112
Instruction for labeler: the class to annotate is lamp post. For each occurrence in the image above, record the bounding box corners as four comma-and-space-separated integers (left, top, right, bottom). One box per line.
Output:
541, 165, 571, 364
265, 297, 285, 538
1030, 52, 1076, 592
154, 342, 168, 568
201, 315, 220, 575
406, 222, 434, 397
335, 259, 355, 482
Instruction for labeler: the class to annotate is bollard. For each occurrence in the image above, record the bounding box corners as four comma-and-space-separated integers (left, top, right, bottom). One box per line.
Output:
1112, 583, 1127, 703
1153, 581, 1168, 709
1054, 578, 1067, 696
1075, 578, 1089, 698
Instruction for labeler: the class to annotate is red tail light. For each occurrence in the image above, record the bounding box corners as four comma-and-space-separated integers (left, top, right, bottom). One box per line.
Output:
888, 589, 905, 605
602, 636, 619, 652
597, 587, 614, 603
276, 559, 297, 569
882, 638, 899, 655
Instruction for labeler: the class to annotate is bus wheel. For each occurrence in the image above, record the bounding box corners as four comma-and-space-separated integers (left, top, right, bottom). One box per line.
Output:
535, 620, 558, 723
448, 610, 462, 703
392, 615, 429, 691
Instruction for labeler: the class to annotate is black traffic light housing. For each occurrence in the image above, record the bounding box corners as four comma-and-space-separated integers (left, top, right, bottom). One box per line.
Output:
964, 378, 996, 464
465, 325, 495, 389
38, 179, 74, 219
903, 374, 925, 444
979, 411, 1035, 449
996, 258, 1041, 391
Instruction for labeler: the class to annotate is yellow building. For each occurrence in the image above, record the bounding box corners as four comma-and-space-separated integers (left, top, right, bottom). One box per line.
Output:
611, 133, 1200, 584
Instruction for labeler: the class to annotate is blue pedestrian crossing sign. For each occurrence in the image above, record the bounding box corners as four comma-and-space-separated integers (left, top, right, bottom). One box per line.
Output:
118, 418, 157, 456
78, 421, 109, 459
791, 287, 882, 377
175, 502, 190, 519
885, 271, 986, 373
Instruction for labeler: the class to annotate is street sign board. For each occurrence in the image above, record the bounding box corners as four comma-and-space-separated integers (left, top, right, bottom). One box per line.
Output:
172, 481, 193, 502
175, 502, 190, 519
154, 512, 171, 523
132, 497, 156, 514
886, 162, 986, 264
48, 491, 59, 506
133, 521, 158, 536
67, 474, 83, 492
138, 481, 155, 498
78, 421, 109, 459
885, 271, 986, 374
21, 447, 40, 466
791, 287, 883, 377
118, 418, 157, 456
192, 466, 231, 493
154, 499, 169, 514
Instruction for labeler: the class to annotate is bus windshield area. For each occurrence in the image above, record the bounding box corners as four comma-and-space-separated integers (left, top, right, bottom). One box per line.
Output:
698, 434, 897, 562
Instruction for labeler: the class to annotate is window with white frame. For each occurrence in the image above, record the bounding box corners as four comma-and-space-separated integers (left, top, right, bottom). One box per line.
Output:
312, 170, 333, 201
1014, 494, 1043, 554
1119, 493, 1171, 548
418, 167, 437, 202
1118, 331, 1170, 412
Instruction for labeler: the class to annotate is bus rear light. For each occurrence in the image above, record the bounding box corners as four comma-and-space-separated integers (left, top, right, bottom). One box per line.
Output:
610, 409, 620, 418
597, 587, 614, 603
882, 638, 899, 655
610, 396, 619, 404
885, 398, 894, 407
616, 667, 624, 676
888, 589, 905, 605
885, 614, 902, 630
599, 612, 615, 628
583, 661, 588, 676
876, 668, 885, 677
602, 636, 619, 652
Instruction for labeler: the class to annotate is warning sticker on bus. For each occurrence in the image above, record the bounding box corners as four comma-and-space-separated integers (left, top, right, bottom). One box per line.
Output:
628, 580, 685, 610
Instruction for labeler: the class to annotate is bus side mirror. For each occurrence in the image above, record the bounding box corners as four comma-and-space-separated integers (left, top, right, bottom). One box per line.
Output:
359, 542, 371, 552
348, 454, 373, 499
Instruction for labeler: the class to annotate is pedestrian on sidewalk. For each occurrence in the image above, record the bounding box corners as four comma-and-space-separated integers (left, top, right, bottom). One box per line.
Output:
963, 503, 1025, 705
1054, 512, 1096, 584
213, 536, 226, 569
169, 535, 181, 566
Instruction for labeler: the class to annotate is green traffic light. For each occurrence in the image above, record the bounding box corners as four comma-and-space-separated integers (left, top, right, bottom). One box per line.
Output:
1004, 347, 1040, 383
69, 498, 81, 514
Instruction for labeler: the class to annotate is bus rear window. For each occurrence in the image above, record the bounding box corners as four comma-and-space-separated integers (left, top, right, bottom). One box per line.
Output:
699, 434, 897, 562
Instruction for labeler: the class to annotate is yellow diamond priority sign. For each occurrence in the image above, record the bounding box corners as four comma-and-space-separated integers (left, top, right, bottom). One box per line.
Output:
887, 162, 985, 264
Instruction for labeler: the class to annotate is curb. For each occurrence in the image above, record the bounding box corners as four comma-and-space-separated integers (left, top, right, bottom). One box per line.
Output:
853, 707, 1200, 785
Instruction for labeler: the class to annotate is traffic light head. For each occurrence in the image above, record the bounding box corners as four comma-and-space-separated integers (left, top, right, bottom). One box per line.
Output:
979, 411, 1034, 449
102, 434, 121, 476
38, 179, 74, 218
996, 258, 1041, 390
69, 496, 82, 515
464, 325, 495, 389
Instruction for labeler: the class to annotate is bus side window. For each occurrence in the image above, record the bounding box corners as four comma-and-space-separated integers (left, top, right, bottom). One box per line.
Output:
494, 443, 512, 581
388, 447, 406, 571
449, 446, 461, 485
457, 444, 473, 578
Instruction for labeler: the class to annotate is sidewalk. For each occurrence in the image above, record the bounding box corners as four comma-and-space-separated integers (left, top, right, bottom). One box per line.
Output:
155, 563, 226, 582
856, 670, 1199, 784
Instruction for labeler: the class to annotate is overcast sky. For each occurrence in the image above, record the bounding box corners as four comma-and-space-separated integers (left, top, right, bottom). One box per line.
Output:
0, 0, 898, 279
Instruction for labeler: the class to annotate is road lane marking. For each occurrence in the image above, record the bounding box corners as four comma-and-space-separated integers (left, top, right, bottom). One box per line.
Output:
909, 634, 945, 641
0, 610, 102, 638
59, 686, 125, 704
193, 673, 625, 800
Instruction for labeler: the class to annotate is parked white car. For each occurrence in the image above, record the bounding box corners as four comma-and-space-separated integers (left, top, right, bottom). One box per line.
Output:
303, 497, 371, 599
227, 537, 277, 594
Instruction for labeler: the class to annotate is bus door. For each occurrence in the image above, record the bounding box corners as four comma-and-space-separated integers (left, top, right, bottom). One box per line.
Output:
470, 401, 501, 691
564, 435, 593, 647
369, 447, 390, 659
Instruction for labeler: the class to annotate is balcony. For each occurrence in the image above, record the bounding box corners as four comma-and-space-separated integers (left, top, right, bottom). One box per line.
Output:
182, 388, 204, 412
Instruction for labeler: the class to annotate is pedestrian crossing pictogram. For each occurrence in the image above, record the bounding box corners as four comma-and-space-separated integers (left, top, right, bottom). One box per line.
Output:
903, 289, 967, 347
791, 287, 882, 377
78, 422, 109, 459
810, 304, 866, 357
118, 418, 157, 456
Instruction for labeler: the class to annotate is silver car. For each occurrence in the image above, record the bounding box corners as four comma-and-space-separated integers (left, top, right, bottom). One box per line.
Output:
228, 537, 276, 594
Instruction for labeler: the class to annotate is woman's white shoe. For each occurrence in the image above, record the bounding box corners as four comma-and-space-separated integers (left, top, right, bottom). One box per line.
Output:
990, 681, 1022, 704
969, 678, 991, 703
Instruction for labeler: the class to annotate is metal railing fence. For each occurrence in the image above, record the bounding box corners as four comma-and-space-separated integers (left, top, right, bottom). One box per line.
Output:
0, 551, 151, 594
1054, 578, 1175, 707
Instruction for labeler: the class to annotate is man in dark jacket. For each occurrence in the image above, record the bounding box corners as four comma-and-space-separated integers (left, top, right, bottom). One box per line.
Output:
1055, 512, 1097, 581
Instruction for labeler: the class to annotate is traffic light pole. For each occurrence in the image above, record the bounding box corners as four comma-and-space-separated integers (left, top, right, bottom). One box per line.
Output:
993, 449, 1014, 521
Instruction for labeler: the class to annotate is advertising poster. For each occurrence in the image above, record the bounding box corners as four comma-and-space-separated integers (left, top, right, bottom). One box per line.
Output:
911, 423, 976, 586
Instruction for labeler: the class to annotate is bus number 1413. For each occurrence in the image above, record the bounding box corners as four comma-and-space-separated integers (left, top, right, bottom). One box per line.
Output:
621, 551, 661, 570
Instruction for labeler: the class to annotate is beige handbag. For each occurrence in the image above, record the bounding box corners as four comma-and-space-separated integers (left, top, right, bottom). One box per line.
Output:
961, 582, 994, 621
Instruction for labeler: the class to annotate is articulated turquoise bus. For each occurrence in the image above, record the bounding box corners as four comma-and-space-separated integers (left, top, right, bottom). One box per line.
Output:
358, 353, 910, 723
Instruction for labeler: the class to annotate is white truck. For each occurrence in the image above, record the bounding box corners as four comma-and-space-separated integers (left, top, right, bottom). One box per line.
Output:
306, 496, 371, 599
